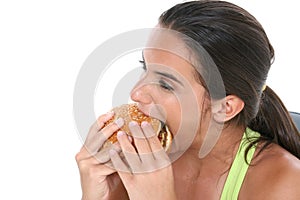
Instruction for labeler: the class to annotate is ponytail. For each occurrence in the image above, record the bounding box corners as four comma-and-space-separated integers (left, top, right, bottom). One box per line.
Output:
158, 0, 300, 159
248, 86, 300, 159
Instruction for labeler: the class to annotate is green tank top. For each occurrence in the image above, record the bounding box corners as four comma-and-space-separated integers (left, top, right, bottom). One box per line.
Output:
220, 128, 260, 200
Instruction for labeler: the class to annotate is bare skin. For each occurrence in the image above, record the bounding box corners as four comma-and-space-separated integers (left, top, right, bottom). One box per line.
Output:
76, 34, 300, 199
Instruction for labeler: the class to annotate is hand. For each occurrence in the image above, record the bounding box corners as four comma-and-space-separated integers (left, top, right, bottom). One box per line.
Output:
75, 112, 128, 200
109, 121, 177, 200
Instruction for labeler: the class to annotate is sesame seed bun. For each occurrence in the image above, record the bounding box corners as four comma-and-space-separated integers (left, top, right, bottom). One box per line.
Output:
99, 103, 172, 154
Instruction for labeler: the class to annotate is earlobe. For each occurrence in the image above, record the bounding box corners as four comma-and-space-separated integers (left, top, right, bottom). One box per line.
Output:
212, 95, 244, 123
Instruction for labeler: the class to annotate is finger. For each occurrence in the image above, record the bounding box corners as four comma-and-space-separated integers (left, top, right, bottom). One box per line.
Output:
77, 156, 117, 176
109, 149, 131, 173
93, 142, 122, 163
84, 112, 115, 148
137, 148, 171, 172
84, 118, 124, 155
97, 111, 115, 129
141, 121, 164, 152
117, 131, 141, 168
129, 121, 152, 154
141, 121, 171, 169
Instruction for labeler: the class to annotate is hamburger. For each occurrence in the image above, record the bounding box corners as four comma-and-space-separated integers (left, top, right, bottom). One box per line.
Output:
98, 103, 172, 159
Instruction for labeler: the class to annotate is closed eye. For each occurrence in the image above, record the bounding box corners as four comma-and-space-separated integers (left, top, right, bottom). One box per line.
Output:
159, 79, 174, 91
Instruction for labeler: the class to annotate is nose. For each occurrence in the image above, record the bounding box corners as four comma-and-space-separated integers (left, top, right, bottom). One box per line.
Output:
130, 82, 153, 104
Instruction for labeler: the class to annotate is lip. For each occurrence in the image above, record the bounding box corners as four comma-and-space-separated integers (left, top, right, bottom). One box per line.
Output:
135, 102, 167, 126
134, 103, 152, 118
135, 103, 146, 113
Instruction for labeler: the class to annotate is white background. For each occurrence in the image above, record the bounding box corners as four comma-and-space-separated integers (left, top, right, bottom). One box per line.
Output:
0, 0, 299, 199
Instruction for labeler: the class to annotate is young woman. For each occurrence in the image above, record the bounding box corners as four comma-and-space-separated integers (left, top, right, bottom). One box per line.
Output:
76, 1, 300, 199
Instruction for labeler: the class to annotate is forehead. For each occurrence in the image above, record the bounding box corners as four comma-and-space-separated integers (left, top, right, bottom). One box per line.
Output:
143, 48, 196, 81
145, 27, 191, 60
143, 27, 204, 85
144, 27, 202, 81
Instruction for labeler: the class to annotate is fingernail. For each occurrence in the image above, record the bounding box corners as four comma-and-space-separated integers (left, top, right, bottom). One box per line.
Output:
109, 149, 116, 156
141, 121, 149, 127
115, 118, 124, 128
129, 121, 138, 127
127, 135, 133, 143
117, 131, 125, 137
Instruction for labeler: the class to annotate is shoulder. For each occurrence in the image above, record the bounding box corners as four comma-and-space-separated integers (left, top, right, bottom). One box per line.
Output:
240, 143, 300, 200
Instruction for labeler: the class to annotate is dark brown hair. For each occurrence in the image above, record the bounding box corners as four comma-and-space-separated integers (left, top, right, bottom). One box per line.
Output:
159, 0, 300, 158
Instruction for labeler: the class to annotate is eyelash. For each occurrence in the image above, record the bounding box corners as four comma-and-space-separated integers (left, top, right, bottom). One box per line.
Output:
139, 60, 173, 91
159, 79, 174, 91
139, 60, 146, 71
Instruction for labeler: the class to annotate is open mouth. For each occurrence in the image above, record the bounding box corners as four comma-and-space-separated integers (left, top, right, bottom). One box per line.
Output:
133, 103, 172, 151
135, 103, 167, 125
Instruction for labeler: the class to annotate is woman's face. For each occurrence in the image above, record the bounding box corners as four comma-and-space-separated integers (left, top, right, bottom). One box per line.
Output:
130, 45, 209, 152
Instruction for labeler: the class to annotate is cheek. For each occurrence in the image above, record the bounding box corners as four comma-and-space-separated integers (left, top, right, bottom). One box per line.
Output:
167, 88, 207, 137
151, 90, 181, 132
150, 84, 206, 136
165, 102, 181, 134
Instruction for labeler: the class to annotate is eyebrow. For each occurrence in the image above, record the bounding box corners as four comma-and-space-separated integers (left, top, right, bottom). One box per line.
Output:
154, 71, 184, 86
142, 52, 184, 86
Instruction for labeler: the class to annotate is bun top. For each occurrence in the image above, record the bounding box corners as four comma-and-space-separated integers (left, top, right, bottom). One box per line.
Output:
106, 104, 161, 143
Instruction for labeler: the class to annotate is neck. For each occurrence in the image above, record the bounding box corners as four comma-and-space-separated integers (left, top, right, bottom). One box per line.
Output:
172, 124, 246, 180
171, 124, 246, 199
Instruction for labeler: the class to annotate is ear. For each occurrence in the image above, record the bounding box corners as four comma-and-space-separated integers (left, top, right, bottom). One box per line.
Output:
212, 95, 244, 123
